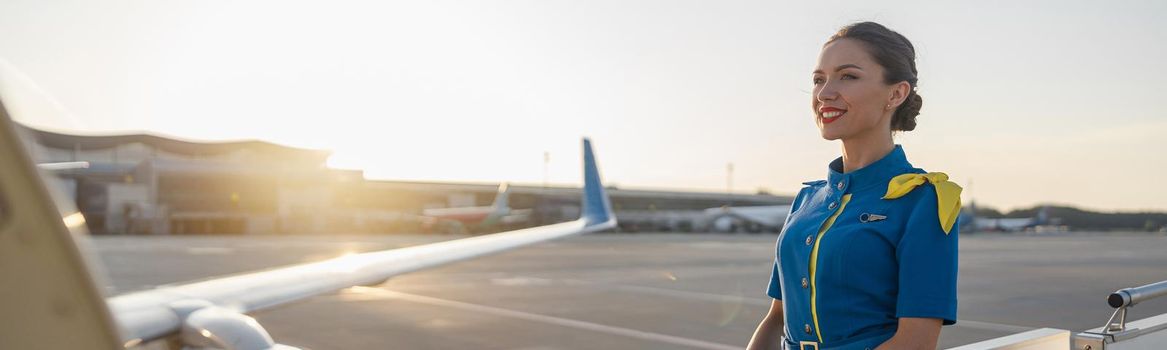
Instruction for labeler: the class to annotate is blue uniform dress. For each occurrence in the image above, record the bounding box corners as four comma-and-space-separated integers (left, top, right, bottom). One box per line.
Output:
767, 145, 961, 350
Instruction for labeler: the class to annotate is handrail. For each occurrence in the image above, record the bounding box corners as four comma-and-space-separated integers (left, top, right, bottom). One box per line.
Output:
1108, 280, 1167, 308
1101, 279, 1167, 334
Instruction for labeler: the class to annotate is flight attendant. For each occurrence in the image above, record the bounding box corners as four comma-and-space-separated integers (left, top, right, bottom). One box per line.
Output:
747, 22, 962, 350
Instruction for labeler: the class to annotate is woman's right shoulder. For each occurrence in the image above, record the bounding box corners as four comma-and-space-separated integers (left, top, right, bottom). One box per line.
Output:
790, 179, 827, 212
801, 179, 828, 187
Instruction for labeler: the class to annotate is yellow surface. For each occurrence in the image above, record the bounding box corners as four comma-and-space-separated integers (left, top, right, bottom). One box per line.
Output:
883, 172, 963, 234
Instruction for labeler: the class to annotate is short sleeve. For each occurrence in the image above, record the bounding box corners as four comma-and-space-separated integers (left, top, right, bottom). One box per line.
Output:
767, 186, 813, 300
767, 260, 783, 300
895, 185, 959, 325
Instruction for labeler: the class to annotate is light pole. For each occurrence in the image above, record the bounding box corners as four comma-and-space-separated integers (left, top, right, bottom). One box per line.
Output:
543, 151, 550, 189
726, 162, 734, 207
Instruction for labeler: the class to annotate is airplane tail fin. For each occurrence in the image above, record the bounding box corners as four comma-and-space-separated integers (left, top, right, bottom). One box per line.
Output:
580, 138, 614, 226
1036, 205, 1050, 225
489, 182, 510, 215
959, 200, 977, 232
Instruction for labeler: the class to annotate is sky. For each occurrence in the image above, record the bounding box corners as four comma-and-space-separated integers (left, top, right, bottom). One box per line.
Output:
0, 0, 1164, 212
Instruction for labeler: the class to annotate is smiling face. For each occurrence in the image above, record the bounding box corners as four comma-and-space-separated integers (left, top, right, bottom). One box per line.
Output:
812, 39, 904, 141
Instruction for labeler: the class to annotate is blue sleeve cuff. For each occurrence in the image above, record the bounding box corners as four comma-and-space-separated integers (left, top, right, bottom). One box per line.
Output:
767, 286, 783, 300
896, 295, 957, 325
767, 261, 783, 300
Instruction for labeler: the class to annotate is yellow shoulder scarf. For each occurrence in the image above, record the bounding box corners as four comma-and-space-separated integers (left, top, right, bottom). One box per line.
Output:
882, 172, 963, 235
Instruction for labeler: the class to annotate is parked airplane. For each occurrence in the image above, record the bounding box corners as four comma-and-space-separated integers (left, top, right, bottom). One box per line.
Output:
702, 205, 792, 233
959, 201, 1051, 232
0, 78, 616, 348
420, 182, 533, 233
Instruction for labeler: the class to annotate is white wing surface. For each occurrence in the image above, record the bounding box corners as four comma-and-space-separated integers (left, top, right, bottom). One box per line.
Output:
108, 138, 615, 348
0, 60, 615, 349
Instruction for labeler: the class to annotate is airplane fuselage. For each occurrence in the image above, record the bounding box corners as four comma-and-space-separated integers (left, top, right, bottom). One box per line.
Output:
423, 206, 502, 223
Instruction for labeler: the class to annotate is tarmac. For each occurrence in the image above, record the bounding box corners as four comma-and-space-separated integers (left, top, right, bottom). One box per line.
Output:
93, 231, 1167, 349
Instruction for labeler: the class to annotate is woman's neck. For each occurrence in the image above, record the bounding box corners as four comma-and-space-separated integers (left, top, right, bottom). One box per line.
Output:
840, 130, 895, 173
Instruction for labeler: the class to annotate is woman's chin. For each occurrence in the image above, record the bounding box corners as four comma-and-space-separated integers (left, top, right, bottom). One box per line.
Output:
819, 129, 844, 141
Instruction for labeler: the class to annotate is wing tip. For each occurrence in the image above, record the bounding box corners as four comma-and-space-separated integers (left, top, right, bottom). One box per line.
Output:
580, 138, 615, 228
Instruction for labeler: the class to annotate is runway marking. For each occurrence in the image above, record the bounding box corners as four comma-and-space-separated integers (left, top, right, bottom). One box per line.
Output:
340, 286, 741, 350
952, 319, 1035, 333
185, 247, 234, 255
376, 276, 1036, 336
490, 276, 555, 286
561, 278, 771, 306
557, 278, 1035, 334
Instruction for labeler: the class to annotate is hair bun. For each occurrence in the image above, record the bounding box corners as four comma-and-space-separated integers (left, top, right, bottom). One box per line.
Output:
829, 22, 923, 133
892, 92, 922, 131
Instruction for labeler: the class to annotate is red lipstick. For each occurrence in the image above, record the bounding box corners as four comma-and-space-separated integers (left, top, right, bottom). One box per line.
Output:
819, 107, 846, 125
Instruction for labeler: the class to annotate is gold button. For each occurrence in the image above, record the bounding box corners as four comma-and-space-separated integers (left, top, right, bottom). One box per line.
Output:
836, 182, 845, 190
805, 235, 814, 245
804, 324, 812, 334
828, 202, 837, 210
801, 277, 808, 288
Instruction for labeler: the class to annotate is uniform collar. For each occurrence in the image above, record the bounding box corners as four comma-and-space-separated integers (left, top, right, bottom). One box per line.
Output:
826, 144, 914, 193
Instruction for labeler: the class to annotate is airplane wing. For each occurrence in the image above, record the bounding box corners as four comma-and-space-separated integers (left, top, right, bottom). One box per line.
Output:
0, 71, 125, 349
108, 139, 615, 349
0, 68, 616, 349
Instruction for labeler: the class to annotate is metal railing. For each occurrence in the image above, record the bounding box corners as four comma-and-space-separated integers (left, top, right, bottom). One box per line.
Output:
1069, 279, 1167, 350
1102, 280, 1167, 334
1108, 280, 1167, 309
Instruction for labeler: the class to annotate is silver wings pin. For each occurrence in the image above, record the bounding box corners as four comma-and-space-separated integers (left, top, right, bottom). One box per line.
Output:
859, 213, 887, 223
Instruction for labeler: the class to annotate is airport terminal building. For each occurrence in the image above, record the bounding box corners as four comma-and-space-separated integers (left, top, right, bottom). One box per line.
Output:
22, 126, 792, 235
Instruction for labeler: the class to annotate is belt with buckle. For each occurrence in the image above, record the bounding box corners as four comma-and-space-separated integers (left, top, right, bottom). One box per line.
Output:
782, 338, 819, 350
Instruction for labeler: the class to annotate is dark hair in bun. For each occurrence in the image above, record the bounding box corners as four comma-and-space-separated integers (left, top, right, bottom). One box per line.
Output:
826, 22, 922, 131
